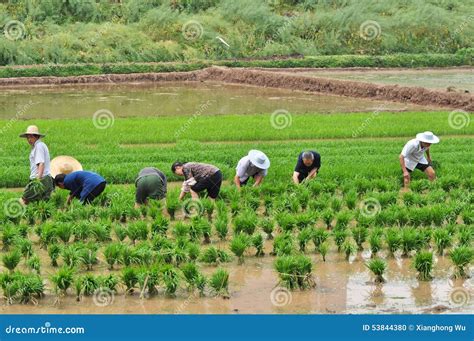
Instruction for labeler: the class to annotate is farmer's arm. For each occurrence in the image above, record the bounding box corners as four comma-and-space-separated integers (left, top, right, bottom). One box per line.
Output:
399, 154, 410, 187
254, 174, 264, 187
36, 163, 44, 179
179, 169, 194, 200
234, 175, 241, 189
234, 159, 247, 190
292, 171, 300, 184
426, 149, 432, 163
66, 194, 74, 205
307, 168, 318, 179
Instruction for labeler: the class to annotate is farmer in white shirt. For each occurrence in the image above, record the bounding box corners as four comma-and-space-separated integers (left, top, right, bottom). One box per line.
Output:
19, 125, 54, 205
399, 131, 439, 189
234, 150, 270, 190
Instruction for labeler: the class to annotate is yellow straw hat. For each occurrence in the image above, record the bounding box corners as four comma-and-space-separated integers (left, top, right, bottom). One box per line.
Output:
19, 125, 45, 138
50, 156, 83, 178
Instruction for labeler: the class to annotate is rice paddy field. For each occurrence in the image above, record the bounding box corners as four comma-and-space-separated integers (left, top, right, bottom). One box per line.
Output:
0, 74, 473, 315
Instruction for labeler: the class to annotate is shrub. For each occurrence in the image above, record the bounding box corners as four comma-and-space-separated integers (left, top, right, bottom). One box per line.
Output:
298, 227, 313, 253
272, 233, 295, 256
252, 233, 265, 257
209, 268, 229, 297
215, 217, 229, 241
433, 228, 453, 256
366, 258, 387, 283
400, 227, 419, 257
321, 209, 334, 229
342, 241, 357, 261
312, 228, 329, 251
166, 195, 180, 220
51, 267, 75, 295
352, 226, 368, 251
230, 233, 251, 264
121, 267, 138, 294
333, 228, 348, 252
274, 255, 314, 290
2, 249, 21, 272
259, 218, 275, 239
449, 246, 474, 279
413, 251, 434, 281
161, 265, 180, 295
127, 221, 149, 244
104, 242, 124, 270
385, 228, 401, 256
369, 229, 383, 257
151, 215, 170, 235
318, 242, 329, 262
200, 247, 231, 265
233, 210, 258, 235
26, 254, 41, 274
335, 211, 352, 229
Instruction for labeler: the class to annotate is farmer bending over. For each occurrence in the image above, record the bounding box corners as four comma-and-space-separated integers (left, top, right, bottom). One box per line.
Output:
172, 162, 222, 201
19, 125, 54, 205
135, 167, 167, 208
54, 170, 107, 205
234, 150, 270, 190
293, 150, 321, 185
400, 131, 439, 189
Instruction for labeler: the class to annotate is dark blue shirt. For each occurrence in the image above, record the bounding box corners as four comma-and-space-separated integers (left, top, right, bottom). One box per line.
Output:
63, 171, 106, 202
294, 151, 321, 179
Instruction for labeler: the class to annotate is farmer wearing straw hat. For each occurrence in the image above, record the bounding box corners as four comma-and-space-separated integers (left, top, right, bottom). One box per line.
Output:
400, 131, 440, 188
54, 171, 106, 205
234, 150, 270, 190
134, 167, 167, 208
50, 156, 83, 178
19, 125, 54, 205
293, 150, 321, 185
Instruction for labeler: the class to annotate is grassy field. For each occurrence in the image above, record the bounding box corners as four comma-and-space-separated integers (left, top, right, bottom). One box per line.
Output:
0, 111, 473, 187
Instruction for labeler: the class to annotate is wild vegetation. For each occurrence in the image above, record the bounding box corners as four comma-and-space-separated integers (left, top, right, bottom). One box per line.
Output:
0, 0, 473, 66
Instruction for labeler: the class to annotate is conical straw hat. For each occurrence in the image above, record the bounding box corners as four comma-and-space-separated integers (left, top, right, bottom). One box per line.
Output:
50, 156, 82, 178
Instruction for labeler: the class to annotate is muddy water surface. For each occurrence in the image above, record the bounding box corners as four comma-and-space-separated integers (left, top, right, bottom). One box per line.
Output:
0, 81, 434, 120
273, 68, 474, 93
1, 240, 471, 315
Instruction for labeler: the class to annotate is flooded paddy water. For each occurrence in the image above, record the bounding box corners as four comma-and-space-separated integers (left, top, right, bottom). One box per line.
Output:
1, 239, 472, 314
267, 67, 474, 93
0, 81, 434, 120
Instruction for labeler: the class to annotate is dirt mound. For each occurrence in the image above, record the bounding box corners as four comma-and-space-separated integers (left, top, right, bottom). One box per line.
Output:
0, 67, 472, 111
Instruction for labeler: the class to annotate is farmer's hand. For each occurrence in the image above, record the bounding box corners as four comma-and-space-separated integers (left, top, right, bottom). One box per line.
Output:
403, 171, 410, 184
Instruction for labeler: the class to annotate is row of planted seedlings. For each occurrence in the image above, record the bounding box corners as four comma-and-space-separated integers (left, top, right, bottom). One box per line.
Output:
0, 176, 473, 302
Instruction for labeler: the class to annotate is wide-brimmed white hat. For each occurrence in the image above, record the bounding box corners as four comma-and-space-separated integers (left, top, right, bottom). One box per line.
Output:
416, 131, 440, 144
248, 150, 270, 170
50, 156, 83, 178
19, 125, 45, 138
